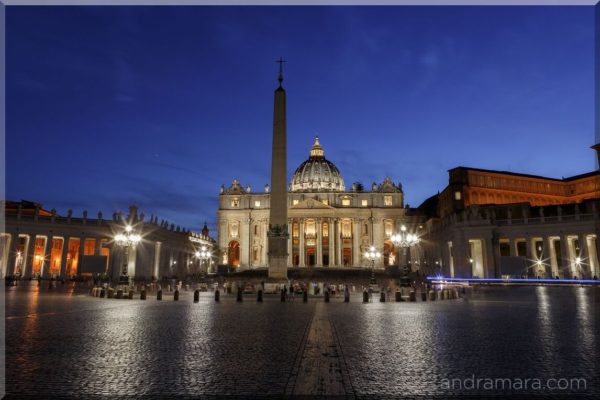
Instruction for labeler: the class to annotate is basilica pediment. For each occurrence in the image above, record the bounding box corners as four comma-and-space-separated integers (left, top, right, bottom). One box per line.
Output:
290, 198, 334, 210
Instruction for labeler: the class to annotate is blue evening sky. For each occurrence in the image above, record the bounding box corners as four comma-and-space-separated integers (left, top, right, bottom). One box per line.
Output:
6, 6, 596, 234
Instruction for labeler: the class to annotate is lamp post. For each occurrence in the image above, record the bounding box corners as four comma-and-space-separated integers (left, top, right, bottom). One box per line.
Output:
194, 246, 212, 277
364, 246, 381, 285
114, 225, 141, 287
390, 224, 420, 285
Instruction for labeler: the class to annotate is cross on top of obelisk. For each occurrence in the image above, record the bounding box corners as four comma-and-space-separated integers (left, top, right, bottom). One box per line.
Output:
276, 57, 286, 87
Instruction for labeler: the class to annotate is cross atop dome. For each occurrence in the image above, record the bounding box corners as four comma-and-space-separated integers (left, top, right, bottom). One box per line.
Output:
310, 136, 324, 158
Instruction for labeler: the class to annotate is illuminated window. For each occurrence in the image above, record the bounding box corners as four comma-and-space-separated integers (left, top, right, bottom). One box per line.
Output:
454, 191, 462, 200
384, 220, 394, 237
254, 200, 261, 207
84, 238, 96, 255
341, 220, 352, 237
293, 199, 299, 205
292, 223, 299, 238
361, 199, 368, 207
384, 196, 392, 206
305, 219, 316, 236
231, 197, 240, 207
322, 199, 328, 205
229, 221, 239, 238
342, 198, 351, 206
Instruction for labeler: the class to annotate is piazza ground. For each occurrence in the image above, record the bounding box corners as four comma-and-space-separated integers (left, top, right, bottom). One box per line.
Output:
4, 283, 599, 399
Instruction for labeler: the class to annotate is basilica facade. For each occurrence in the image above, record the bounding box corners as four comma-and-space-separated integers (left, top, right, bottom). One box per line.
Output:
217, 137, 422, 270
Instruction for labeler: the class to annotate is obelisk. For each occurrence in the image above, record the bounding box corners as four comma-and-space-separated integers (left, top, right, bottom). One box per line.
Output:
268, 57, 289, 280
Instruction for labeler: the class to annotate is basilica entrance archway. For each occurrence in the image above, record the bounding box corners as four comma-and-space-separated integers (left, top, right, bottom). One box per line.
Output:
306, 247, 315, 267
228, 241, 240, 267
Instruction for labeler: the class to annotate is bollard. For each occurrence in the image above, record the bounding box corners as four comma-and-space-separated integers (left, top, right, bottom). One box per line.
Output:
428, 290, 435, 301
236, 288, 242, 302
379, 292, 386, 302
409, 291, 416, 302
141, 289, 147, 300
257, 289, 263, 302
174, 289, 179, 301
444, 290, 449, 300
194, 289, 200, 303
107, 288, 114, 299
128, 290, 134, 300
303, 290, 308, 303
215, 289, 220, 302
421, 291, 427, 301
157, 289, 162, 301
395, 291, 402, 302
280, 290, 286, 302
100, 288, 106, 298
363, 291, 369, 303
324, 290, 330, 302
116, 289, 123, 299
344, 292, 350, 303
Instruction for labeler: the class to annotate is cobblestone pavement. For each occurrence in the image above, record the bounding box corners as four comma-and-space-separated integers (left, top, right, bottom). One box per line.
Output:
4, 284, 599, 398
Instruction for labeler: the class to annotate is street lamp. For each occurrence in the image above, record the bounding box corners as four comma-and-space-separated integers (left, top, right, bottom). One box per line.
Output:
114, 225, 141, 287
364, 246, 381, 285
390, 225, 420, 283
194, 246, 212, 276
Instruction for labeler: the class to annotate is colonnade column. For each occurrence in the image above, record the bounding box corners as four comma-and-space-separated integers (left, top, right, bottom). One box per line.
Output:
559, 235, 570, 278
577, 233, 590, 278
525, 238, 533, 276
547, 237, 558, 278
60, 237, 69, 278
316, 218, 322, 267
77, 237, 85, 275
42, 235, 53, 279
7, 234, 18, 277
299, 219, 305, 267
23, 235, 34, 278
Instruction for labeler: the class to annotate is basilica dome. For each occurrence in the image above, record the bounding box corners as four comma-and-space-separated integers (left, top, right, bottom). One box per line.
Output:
290, 137, 346, 192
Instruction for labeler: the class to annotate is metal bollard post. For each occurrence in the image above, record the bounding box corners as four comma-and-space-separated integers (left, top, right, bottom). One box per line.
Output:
363, 291, 369, 303
344, 292, 350, 303
324, 290, 330, 302
194, 289, 200, 303
116, 289, 123, 299
128, 290, 134, 300
140, 289, 147, 300
236, 288, 242, 302
280, 290, 286, 302
174, 289, 179, 301
157, 289, 162, 301
107, 288, 114, 299
215, 289, 220, 302
421, 291, 427, 301
409, 291, 416, 302
257, 290, 263, 302
428, 290, 435, 301
395, 291, 402, 302
100, 288, 106, 298
380, 292, 386, 302
303, 290, 308, 303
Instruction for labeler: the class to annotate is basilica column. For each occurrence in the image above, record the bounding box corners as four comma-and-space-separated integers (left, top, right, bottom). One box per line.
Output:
372, 218, 384, 268
262, 220, 269, 267
316, 218, 322, 267
241, 218, 251, 269
336, 219, 342, 267
299, 219, 305, 267
327, 218, 335, 267
287, 220, 292, 266
352, 219, 360, 267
